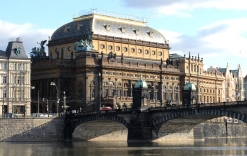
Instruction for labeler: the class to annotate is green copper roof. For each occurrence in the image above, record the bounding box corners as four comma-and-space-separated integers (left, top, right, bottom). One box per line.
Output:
170, 53, 183, 59
183, 82, 196, 91
134, 77, 148, 89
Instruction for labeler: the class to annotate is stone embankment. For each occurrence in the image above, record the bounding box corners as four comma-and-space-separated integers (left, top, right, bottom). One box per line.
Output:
0, 118, 64, 142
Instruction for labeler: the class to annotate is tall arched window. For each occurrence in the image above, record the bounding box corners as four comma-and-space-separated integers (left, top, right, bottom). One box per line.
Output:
91, 89, 95, 97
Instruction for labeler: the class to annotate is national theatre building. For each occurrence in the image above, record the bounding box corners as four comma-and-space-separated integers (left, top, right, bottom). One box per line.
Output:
31, 10, 228, 113
31, 10, 181, 112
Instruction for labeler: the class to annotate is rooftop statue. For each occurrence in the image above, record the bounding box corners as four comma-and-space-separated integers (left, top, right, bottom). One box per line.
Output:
37, 40, 47, 53
30, 40, 47, 57
75, 32, 94, 51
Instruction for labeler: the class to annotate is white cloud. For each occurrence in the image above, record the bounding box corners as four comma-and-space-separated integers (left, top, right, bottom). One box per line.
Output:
158, 30, 182, 44
0, 20, 54, 56
159, 18, 247, 75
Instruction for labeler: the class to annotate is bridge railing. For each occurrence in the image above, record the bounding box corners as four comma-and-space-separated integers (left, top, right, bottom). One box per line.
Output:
0, 113, 58, 118
64, 101, 247, 116
146, 100, 247, 112
65, 108, 133, 117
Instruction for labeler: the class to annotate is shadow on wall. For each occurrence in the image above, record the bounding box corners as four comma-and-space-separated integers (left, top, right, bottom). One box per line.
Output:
153, 115, 219, 141
0, 118, 64, 142
73, 120, 128, 141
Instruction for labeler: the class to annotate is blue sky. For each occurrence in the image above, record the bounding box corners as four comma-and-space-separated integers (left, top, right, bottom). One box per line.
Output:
1, 0, 247, 75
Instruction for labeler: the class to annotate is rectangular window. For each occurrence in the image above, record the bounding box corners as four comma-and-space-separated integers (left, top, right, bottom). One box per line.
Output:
17, 76, 21, 84
3, 76, 6, 84
4, 63, 7, 70
18, 63, 21, 70
124, 90, 127, 97
104, 89, 108, 97
3, 90, 6, 98
112, 90, 115, 97
119, 90, 121, 97
91, 89, 95, 97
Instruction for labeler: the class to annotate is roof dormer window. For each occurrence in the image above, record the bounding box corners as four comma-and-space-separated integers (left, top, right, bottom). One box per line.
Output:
120, 27, 125, 33
105, 24, 110, 31
148, 31, 153, 37
134, 29, 140, 35
64, 26, 70, 32
77, 24, 83, 31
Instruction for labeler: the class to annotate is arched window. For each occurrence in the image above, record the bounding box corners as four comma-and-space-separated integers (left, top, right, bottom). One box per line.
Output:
91, 89, 95, 97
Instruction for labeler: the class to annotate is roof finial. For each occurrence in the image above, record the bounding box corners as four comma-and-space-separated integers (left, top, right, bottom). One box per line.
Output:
189, 51, 191, 58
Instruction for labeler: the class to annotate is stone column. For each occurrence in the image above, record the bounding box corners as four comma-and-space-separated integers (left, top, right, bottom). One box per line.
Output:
108, 78, 111, 97
129, 80, 132, 97
172, 83, 175, 102
101, 77, 104, 99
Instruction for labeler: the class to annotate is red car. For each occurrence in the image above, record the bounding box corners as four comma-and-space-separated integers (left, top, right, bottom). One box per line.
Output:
101, 106, 112, 111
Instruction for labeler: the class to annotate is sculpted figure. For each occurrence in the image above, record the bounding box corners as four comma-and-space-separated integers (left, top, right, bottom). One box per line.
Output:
37, 40, 47, 52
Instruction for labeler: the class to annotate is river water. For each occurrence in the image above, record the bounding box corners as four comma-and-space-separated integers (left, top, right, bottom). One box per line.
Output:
1, 138, 247, 156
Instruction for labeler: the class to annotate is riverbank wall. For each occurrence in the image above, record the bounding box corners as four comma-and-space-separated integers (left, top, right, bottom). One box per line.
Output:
0, 118, 64, 142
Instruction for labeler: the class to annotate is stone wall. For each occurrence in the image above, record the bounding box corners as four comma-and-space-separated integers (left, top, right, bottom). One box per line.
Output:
0, 118, 64, 142
202, 122, 247, 138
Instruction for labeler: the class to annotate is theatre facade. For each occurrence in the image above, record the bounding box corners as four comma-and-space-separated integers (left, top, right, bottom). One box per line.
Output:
31, 10, 224, 113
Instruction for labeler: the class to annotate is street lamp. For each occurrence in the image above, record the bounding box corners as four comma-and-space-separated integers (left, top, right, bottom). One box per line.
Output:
152, 78, 156, 107
1, 86, 6, 117
115, 78, 118, 108
50, 82, 59, 116
42, 98, 49, 117
12, 84, 17, 115
98, 72, 102, 112
31, 86, 40, 114
63, 91, 66, 113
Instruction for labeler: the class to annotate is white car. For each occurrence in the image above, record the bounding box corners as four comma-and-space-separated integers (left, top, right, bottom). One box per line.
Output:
40, 114, 53, 117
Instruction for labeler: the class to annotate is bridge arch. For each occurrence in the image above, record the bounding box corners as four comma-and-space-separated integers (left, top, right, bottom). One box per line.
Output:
64, 114, 130, 141
151, 107, 247, 140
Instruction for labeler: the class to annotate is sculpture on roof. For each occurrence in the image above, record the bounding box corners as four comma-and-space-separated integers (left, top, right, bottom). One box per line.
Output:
30, 40, 47, 58
75, 32, 94, 51
107, 51, 116, 59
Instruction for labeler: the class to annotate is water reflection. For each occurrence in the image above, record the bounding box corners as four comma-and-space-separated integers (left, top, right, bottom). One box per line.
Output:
1, 138, 247, 156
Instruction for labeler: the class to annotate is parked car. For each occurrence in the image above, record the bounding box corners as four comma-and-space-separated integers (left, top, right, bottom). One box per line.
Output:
101, 106, 112, 111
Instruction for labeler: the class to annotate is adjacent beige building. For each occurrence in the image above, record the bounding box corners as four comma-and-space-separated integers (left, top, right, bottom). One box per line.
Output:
171, 53, 225, 104
0, 38, 31, 116
208, 64, 245, 102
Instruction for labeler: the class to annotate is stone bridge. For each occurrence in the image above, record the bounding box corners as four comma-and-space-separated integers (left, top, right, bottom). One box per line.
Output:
64, 101, 247, 141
